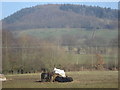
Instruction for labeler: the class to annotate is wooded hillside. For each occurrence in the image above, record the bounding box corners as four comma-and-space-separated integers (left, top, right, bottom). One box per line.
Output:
2, 4, 118, 30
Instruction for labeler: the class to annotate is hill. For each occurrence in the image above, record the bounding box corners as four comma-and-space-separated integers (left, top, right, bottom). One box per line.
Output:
2, 4, 118, 30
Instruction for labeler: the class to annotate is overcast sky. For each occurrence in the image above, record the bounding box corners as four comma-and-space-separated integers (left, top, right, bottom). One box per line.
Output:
1, 2, 118, 20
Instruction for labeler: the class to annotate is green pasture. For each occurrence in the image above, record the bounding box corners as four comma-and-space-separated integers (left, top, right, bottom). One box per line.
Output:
56, 53, 118, 66
14, 28, 118, 41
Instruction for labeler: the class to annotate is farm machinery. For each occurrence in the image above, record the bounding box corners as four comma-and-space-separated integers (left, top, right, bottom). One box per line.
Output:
41, 68, 73, 82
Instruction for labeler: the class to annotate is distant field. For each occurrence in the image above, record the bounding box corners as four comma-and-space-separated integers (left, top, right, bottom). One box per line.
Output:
56, 54, 118, 66
13, 28, 118, 41
3, 71, 118, 88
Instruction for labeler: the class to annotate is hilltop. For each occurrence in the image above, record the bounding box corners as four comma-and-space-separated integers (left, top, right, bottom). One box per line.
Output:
2, 4, 118, 30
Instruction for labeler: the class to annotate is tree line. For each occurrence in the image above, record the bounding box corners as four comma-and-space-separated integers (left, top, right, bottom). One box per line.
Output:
2, 30, 118, 74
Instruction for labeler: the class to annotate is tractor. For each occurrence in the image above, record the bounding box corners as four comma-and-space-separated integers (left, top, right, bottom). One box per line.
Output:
41, 68, 73, 82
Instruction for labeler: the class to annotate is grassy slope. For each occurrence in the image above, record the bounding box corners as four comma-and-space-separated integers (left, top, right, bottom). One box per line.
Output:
69, 54, 117, 65
14, 28, 118, 41
3, 71, 118, 88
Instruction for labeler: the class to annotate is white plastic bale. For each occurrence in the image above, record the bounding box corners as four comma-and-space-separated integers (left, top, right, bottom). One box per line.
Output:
54, 68, 66, 77
0, 74, 7, 82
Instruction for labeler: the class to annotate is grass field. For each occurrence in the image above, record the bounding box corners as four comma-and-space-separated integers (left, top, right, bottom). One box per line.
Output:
2, 71, 118, 88
14, 28, 118, 41
64, 54, 118, 65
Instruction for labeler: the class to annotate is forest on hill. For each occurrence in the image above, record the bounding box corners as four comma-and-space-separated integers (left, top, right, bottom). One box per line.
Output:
2, 4, 118, 30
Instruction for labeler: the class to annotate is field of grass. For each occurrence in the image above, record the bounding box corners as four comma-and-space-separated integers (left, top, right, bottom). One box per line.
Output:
3, 71, 118, 88
58, 53, 118, 66
13, 28, 118, 41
